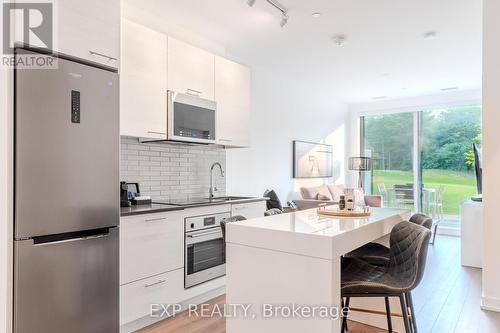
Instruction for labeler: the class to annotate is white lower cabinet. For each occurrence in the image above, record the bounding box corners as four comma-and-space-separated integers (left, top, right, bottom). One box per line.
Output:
120, 211, 183, 285
231, 201, 267, 219
119, 201, 266, 328
120, 268, 185, 325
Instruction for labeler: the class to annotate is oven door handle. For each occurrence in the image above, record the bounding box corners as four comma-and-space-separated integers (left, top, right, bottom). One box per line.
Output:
186, 230, 222, 239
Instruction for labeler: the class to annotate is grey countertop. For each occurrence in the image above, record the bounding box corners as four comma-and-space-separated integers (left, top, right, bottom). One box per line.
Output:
120, 197, 268, 217
120, 204, 184, 217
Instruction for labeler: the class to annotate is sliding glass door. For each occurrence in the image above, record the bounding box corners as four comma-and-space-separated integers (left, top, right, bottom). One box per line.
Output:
361, 112, 418, 210
421, 106, 482, 224
361, 105, 482, 226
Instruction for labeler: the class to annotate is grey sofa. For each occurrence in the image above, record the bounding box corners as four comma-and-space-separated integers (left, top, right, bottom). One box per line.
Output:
292, 184, 382, 211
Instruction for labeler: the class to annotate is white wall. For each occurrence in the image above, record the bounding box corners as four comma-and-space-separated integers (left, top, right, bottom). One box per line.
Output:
349, 89, 481, 115
225, 68, 348, 203
481, 0, 500, 312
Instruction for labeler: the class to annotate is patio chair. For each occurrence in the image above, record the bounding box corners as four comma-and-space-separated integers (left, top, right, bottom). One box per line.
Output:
393, 184, 414, 209
428, 185, 445, 244
377, 183, 390, 206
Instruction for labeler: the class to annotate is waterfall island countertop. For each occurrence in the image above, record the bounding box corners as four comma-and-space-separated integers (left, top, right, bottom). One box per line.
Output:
226, 207, 411, 333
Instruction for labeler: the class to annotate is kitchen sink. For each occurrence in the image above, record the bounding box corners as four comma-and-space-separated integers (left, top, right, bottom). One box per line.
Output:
154, 196, 258, 207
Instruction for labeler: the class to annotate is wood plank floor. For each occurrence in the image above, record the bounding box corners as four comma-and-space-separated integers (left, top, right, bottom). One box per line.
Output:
140, 235, 500, 333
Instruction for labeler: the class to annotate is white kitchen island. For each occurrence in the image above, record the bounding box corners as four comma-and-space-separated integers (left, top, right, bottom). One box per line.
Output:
226, 207, 410, 333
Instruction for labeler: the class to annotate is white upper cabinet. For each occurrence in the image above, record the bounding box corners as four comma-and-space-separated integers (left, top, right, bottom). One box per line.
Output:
120, 19, 168, 139
55, 0, 120, 67
11, 0, 120, 68
215, 56, 251, 147
167, 37, 215, 100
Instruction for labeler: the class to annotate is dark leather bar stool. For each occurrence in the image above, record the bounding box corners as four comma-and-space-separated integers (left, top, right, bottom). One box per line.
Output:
341, 221, 432, 333
344, 213, 433, 265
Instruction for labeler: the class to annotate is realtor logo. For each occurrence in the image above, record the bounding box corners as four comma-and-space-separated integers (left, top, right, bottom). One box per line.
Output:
3, 2, 53, 54
2, 2, 56, 68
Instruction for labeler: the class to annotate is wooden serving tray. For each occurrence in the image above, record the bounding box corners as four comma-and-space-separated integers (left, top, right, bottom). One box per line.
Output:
317, 207, 371, 217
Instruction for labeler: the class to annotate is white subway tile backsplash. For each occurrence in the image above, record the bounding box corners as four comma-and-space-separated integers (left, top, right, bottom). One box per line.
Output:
120, 137, 226, 200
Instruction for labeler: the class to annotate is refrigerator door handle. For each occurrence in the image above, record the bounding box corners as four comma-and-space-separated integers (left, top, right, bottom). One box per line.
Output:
32, 227, 114, 246
33, 233, 109, 246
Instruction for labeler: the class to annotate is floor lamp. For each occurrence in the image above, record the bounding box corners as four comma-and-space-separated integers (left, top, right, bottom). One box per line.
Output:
349, 157, 372, 189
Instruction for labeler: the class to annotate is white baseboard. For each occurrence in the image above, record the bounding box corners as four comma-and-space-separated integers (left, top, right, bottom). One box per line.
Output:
481, 295, 500, 312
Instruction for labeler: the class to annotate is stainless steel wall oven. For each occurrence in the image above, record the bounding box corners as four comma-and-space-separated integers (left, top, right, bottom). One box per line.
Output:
184, 212, 229, 288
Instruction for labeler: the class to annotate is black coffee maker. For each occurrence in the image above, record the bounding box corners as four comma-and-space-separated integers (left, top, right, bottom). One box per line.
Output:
120, 181, 131, 207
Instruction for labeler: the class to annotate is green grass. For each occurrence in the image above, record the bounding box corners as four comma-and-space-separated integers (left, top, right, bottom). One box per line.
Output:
372, 169, 477, 215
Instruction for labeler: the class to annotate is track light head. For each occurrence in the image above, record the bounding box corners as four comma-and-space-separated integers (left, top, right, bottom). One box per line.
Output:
280, 14, 288, 27
247, 0, 256, 7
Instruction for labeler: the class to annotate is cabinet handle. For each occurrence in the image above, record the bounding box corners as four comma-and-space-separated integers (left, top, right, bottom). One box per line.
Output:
144, 279, 167, 288
89, 50, 117, 62
186, 230, 222, 238
144, 217, 167, 222
186, 88, 202, 96
219, 139, 233, 142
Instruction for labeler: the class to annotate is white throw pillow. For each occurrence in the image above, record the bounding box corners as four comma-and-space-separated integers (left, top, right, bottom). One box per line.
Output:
300, 187, 318, 199
327, 184, 345, 202
316, 185, 333, 201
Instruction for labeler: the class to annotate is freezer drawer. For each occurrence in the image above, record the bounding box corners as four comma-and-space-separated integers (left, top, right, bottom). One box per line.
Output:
14, 227, 119, 333
15, 49, 119, 238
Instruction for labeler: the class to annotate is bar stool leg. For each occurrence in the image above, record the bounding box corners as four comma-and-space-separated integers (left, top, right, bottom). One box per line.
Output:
406, 292, 418, 333
399, 294, 411, 333
342, 297, 350, 332
385, 297, 393, 332
431, 223, 438, 245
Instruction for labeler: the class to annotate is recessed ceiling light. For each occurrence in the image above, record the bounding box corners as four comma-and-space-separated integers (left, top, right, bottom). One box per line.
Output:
247, 0, 256, 7
372, 96, 387, 100
440, 87, 459, 91
423, 31, 438, 39
332, 34, 347, 46
312, 12, 321, 18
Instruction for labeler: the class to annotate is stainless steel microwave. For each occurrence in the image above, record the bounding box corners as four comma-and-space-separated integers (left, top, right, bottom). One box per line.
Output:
167, 90, 217, 144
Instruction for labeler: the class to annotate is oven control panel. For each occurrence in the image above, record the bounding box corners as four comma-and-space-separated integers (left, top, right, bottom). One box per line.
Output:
185, 212, 231, 232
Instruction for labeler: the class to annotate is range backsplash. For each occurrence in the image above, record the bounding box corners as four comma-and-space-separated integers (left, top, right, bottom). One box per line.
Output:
120, 137, 226, 201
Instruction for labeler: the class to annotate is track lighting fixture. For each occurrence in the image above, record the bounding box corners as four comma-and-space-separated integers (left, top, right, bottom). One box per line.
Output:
246, 0, 289, 27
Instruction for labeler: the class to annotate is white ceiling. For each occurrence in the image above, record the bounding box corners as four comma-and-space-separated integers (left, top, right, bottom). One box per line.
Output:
123, 0, 482, 104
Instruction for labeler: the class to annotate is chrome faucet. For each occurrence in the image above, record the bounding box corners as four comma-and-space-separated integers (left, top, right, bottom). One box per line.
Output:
209, 162, 225, 198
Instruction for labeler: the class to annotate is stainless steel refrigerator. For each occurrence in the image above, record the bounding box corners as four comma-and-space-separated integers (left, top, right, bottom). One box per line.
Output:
14, 49, 119, 333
